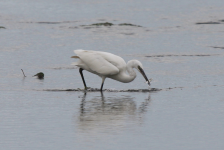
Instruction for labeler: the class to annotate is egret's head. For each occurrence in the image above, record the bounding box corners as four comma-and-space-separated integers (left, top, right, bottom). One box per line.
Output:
133, 60, 151, 86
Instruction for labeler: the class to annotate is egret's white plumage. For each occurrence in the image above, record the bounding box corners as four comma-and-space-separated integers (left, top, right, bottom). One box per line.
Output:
71, 49, 150, 91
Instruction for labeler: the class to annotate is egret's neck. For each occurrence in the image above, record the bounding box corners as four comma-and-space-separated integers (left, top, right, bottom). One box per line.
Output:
127, 60, 137, 77
116, 60, 137, 83
108, 60, 138, 83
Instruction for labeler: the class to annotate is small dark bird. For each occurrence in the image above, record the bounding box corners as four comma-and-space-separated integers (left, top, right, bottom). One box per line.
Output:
33, 72, 44, 79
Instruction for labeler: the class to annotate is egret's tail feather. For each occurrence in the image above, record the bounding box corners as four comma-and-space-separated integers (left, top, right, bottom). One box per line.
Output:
71, 56, 79, 59
71, 62, 79, 66
71, 55, 80, 66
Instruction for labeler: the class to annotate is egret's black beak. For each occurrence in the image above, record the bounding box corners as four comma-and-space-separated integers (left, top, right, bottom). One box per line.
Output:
138, 66, 150, 86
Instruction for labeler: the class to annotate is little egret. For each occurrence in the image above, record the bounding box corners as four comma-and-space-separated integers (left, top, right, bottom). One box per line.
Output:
71, 49, 151, 91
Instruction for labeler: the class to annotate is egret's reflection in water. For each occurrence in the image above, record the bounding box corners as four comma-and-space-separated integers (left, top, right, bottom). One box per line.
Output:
76, 92, 151, 132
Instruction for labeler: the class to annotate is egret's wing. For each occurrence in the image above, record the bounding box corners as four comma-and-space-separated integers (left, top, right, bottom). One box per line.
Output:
75, 50, 119, 76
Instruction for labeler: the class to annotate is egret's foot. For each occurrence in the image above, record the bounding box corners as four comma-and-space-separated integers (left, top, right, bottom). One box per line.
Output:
77, 87, 91, 91
85, 87, 91, 90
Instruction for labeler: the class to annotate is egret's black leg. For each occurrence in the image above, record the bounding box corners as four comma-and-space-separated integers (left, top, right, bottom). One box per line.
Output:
79, 68, 87, 90
100, 83, 104, 92
100, 77, 106, 92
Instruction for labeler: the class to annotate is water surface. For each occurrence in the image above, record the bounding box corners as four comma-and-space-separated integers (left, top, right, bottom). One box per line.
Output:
1, 0, 224, 149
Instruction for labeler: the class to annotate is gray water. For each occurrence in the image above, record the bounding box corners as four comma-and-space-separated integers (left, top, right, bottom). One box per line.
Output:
1, 0, 224, 149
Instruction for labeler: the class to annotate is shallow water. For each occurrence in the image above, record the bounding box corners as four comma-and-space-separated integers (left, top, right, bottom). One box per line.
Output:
1, 0, 224, 149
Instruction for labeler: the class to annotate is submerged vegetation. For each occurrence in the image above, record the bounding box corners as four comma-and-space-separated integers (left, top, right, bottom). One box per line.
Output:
90, 22, 114, 26
88, 22, 142, 27
211, 46, 224, 49
42, 88, 161, 92
196, 21, 221, 25
196, 19, 224, 25
118, 23, 142, 27
77, 22, 142, 28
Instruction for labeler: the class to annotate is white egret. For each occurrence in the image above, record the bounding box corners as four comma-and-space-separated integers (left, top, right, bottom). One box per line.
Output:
71, 49, 151, 91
